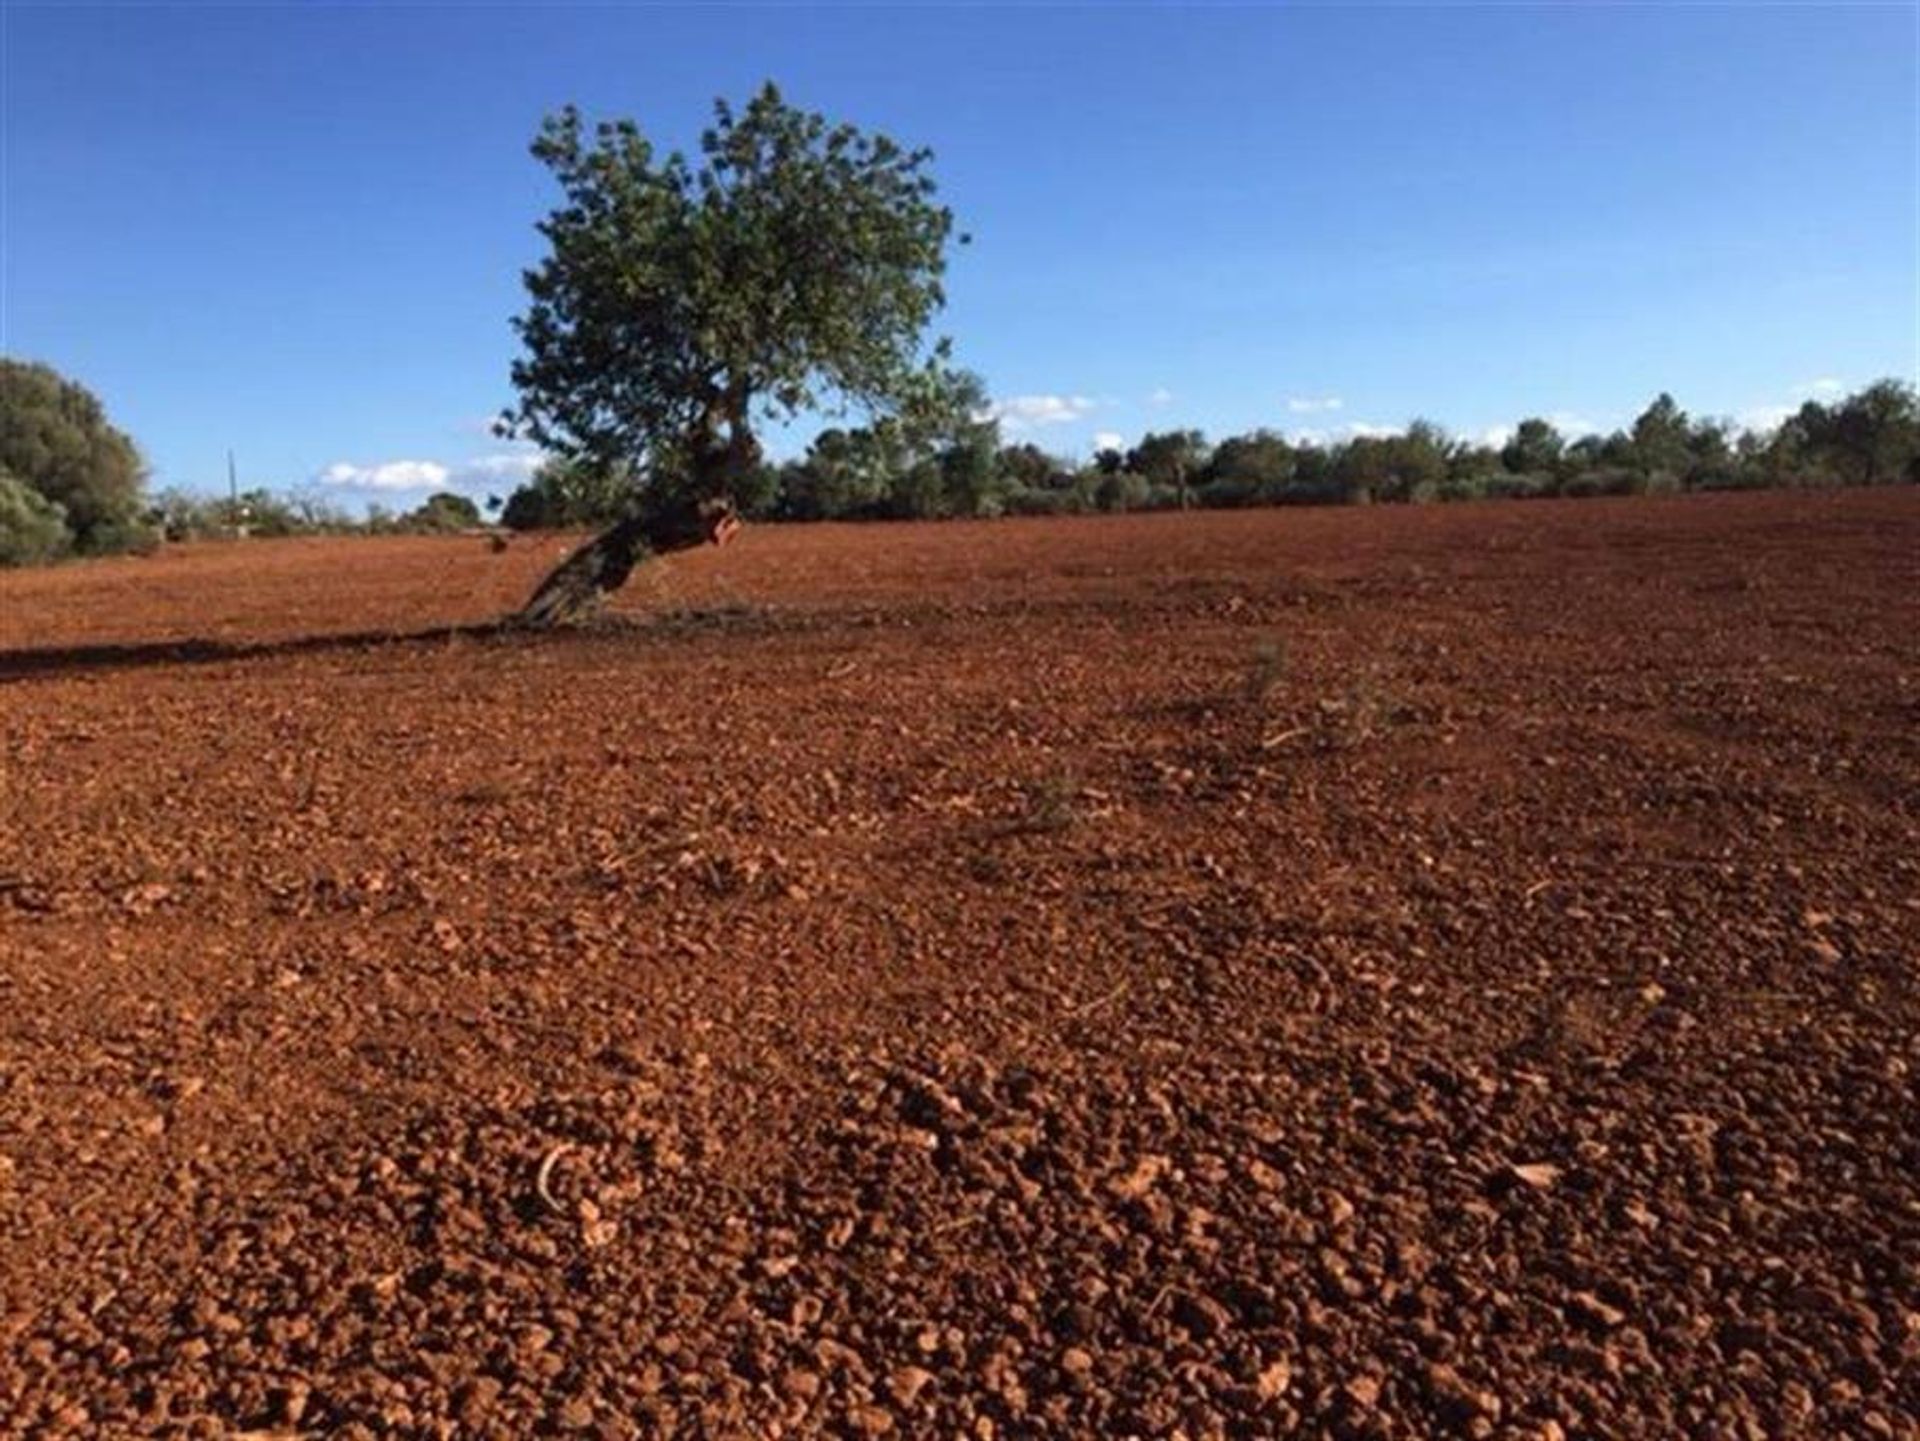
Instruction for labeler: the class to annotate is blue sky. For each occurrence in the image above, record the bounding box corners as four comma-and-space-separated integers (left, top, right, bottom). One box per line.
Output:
4, 2, 1915, 508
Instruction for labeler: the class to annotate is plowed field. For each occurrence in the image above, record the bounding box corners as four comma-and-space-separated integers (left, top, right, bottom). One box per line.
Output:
2, 491, 1916, 1438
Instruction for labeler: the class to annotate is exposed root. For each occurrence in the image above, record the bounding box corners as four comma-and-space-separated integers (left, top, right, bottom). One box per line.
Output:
536, 1143, 576, 1212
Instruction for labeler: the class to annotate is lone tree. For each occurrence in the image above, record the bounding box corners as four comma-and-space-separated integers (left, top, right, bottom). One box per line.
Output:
501, 83, 969, 624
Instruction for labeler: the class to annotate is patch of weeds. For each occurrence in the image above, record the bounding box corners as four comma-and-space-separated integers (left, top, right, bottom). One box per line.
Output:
965, 852, 1009, 885
1254, 662, 1418, 755
1012, 770, 1081, 835
1315, 665, 1414, 749
1242, 634, 1286, 707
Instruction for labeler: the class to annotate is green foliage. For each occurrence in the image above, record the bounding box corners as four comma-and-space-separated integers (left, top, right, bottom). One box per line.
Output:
407, 492, 484, 532
1335, 422, 1450, 504
0, 358, 148, 555
501, 456, 637, 531
939, 425, 1005, 518
1787, 380, 1919, 486
1094, 470, 1150, 513
1003, 486, 1085, 517
997, 442, 1061, 491
1630, 392, 1691, 483
1127, 430, 1208, 501
1204, 429, 1295, 501
1501, 418, 1564, 476
501, 83, 965, 512
0, 472, 71, 566
770, 370, 998, 521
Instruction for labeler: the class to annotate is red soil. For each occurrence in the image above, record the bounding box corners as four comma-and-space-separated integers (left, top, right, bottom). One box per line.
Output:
2, 491, 1916, 1437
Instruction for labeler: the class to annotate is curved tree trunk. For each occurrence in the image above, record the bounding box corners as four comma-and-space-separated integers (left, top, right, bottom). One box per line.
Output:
516, 390, 757, 629
514, 493, 740, 627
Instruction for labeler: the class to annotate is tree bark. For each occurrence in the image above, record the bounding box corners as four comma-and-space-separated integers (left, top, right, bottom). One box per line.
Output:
515, 389, 757, 628
513, 492, 740, 627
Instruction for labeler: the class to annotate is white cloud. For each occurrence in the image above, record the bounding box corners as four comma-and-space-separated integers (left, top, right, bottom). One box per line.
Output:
1545, 410, 1597, 438
985, 394, 1098, 430
1732, 378, 1847, 437
1146, 387, 1174, 407
318, 459, 451, 491
1093, 430, 1125, 453
1738, 404, 1796, 434
1286, 422, 1398, 445
1479, 425, 1514, 450
1286, 395, 1344, 415
316, 451, 544, 494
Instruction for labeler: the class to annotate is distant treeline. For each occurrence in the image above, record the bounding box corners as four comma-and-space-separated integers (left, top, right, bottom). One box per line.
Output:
499, 379, 1919, 530
3, 357, 1914, 568
1, 357, 489, 566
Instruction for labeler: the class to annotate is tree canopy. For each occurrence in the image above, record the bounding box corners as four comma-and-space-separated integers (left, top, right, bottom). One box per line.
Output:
0, 358, 151, 557
498, 82, 975, 621
501, 83, 965, 504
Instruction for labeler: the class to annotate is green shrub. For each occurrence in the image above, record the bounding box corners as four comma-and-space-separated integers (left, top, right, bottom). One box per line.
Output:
406, 491, 484, 532
1197, 476, 1265, 509
83, 515, 161, 556
501, 458, 635, 530
1435, 477, 1491, 502
0, 359, 147, 553
1004, 486, 1082, 517
1482, 473, 1552, 500
1094, 471, 1149, 513
150, 487, 222, 540
0, 473, 72, 566
1275, 476, 1353, 506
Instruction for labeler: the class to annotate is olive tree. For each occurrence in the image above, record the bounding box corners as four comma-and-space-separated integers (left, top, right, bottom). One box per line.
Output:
500, 83, 970, 624
0, 358, 149, 556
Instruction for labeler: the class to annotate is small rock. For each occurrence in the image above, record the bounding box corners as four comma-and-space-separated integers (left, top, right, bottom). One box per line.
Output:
1506, 1161, 1562, 1190
1256, 1357, 1292, 1400
454, 1376, 503, 1424
120, 882, 173, 913
1171, 1291, 1231, 1340
1569, 1290, 1627, 1330
781, 1368, 822, 1401
889, 1365, 934, 1407
1060, 1347, 1095, 1381
1425, 1361, 1501, 1424
1108, 1155, 1170, 1200
269, 1382, 310, 1426
1341, 1375, 1381, 1409
847, 1402, 895, 1435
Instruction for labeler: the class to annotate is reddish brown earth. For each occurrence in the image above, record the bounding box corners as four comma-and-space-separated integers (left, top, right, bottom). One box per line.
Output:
2, 491, 1917, 1439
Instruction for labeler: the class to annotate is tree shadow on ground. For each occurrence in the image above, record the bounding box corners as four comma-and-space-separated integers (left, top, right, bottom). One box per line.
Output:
0, 606, 792, 685
0, 622, 517, 683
